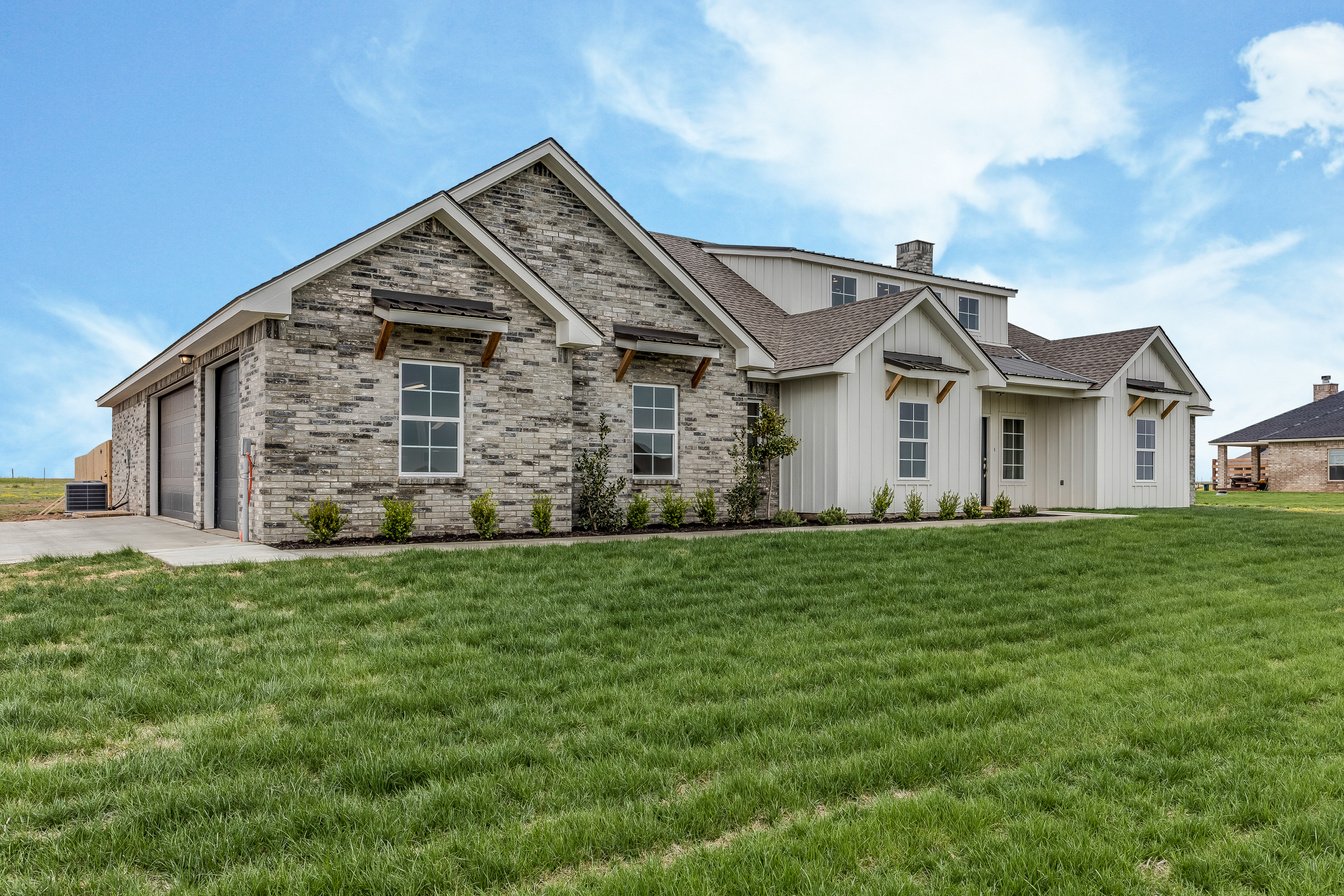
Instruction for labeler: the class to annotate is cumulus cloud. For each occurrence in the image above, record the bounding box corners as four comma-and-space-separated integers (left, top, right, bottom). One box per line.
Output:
585, 0, 1133, 254
0, 295, 164, 478
1227, 21, 1344, 175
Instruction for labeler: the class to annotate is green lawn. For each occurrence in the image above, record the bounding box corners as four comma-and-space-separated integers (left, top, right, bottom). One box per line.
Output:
1195, 489, 1344, 513
0, 477, 71, 521
4, 509, 1344, 894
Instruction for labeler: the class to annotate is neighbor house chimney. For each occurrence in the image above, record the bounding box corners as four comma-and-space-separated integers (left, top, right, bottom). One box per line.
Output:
1315, 375, 1338, 402
896, 240, 934, 275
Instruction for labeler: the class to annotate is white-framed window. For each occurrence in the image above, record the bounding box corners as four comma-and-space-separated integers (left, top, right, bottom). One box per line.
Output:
746, 400, 761, 455
1136, 418, 1156, 481
1329, 449, 1344, 482
1002, 418, 1025, 481
899, 401, 929, 479
831, 274, 857, 306
958, 296, 981, 330
399, 360, 462, 476
876, 281, 902, 297
633, 384, 677, 478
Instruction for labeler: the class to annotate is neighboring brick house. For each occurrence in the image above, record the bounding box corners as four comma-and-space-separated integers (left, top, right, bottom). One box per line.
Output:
1210, 452, 1271, 488
1211, 377, 1344, 492
98, 139, 1212, 542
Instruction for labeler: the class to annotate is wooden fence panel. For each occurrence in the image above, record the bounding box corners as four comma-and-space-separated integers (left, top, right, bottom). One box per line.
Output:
75, 440, 112, 485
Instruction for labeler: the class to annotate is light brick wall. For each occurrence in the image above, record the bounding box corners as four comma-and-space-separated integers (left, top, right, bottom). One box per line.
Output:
1265, 441, 1344, 492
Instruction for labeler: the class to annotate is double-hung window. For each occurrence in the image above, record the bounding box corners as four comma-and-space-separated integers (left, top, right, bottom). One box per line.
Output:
898, 401, 929, 479
1329, 449, 1344, 482
633, 384, 677, 478
831, 274, 857, 306
958, 296, 980, 331
400, 361, 462, 476
1002, 418, 1025, 481
1136, 418, 1156, 481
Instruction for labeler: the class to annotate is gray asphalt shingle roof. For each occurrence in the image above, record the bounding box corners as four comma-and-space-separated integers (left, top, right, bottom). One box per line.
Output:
1212, 390, 1344, 444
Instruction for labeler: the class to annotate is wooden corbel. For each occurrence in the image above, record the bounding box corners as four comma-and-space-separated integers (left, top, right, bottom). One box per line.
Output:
691, 356, 712, 389
373, 320, 394, 360
1126, 395, 1146, 417
936, 380, 956, 404
1160, 400, 1179, 419
615, 348, 636, 382
884, 373, 905, 401
480, 332, 501, 368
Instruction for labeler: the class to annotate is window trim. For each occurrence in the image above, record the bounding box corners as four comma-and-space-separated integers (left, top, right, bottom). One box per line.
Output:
398, 359, 464, 478
898, 400, 930, 480
830, 273, 858, 307
1002, 417, 1026, 481
1328, 448, 1344, 482
1135, 417, 1156, 482
632, 383, 679, 480
958, 295, 981, 331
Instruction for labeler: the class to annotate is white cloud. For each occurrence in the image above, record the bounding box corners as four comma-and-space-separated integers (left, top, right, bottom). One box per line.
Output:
0, 295, 164, 478
1007, 233, 1344, 477
585, 0, 1133, 254
1227, 21, 1344, 175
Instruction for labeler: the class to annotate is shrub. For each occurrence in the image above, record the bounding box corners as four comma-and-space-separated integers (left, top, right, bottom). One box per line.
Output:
937, 490, 960, 521
749, 405, 801, 515
293, 499, 347, 544
378, 497, 414, 543
660, 486, 688, 529
470, 489, 500, 540
626, 492, 651, 529
725, 431, 762, 524
693, 488, 717, 526
1019, 503, 1039, 517
531, 494, 553, 536
816, 506, 848, 526
962, 494, 984, 519
991, 492, 1013, 518
772, 509, 803, 527
870, 481, 895, 521
575, 414, 627, 533
903, 491, 924, 521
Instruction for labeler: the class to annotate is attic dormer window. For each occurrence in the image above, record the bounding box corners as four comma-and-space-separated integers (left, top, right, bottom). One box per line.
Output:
958, 296, 980, 331
831, 274, 857, 306
876, 281, 902, 297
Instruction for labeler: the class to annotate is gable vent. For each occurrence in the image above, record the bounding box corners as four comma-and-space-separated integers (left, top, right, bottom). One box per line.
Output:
531, 162, 557, 178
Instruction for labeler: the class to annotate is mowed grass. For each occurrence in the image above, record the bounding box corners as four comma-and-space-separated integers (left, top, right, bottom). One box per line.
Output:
0, 478, 70, 521
3, 509, 1344, 894
1195, 489, 1344, 513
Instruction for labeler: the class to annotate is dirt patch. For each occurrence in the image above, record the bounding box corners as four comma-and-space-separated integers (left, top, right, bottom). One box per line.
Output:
1138, 857, 1171, 881
26, 725, 183, 769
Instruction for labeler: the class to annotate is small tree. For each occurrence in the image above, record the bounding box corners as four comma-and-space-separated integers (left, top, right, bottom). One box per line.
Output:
725, 430, 762, 524
749, 406, 800, 516
574, 414, 627, 533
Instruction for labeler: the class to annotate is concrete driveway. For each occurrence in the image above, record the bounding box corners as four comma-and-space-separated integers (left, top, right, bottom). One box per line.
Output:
0, 516, 291, 567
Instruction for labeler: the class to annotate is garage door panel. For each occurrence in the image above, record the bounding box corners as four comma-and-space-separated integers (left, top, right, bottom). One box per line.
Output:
158, 385, 195, 523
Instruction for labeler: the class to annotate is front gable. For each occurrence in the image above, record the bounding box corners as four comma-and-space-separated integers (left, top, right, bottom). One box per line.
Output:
452, 139, 775, 369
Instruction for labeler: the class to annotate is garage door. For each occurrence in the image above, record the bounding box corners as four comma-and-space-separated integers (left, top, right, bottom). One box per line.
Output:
215, 362, 240, 531
158, 384, 195, 523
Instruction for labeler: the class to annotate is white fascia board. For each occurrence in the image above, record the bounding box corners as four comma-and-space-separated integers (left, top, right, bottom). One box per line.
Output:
373, 305, 510, 334
1189, 405, 1214, 417
702, 245, 1018, 297
1209, 439, 1266, 446
613, 338, 720, 359
836, 290, 1008, 387
883, 364, 969, 383
450, 140, 776, 370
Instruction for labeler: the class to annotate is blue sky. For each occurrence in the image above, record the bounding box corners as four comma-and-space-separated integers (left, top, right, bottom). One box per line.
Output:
3, 0, 1343, 478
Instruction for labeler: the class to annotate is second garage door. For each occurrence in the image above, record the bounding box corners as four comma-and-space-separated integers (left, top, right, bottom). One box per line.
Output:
158, 384, 195, 523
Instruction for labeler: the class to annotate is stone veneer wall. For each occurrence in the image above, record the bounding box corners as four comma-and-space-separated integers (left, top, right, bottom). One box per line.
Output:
463, 164, 769, 514
1264, 440, 1344, 492
256, 217, 575, 541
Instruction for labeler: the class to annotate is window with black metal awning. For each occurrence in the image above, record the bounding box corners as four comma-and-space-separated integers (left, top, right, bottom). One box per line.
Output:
370, 288, 511, 367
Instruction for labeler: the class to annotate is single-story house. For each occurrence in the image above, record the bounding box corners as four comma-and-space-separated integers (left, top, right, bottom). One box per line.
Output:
1210, 451, 1271, 488
1211, 376, 1344, 491
97, 139, 1213, 541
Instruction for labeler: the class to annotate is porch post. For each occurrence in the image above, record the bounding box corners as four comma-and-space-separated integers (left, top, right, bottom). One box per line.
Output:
1216, 445, 1229, 490
1251, 446, 1262, 486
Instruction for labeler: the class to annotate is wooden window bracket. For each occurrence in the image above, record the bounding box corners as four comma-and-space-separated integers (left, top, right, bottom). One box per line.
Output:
1126, 395, 1146, 417
936, 380, 956, 404
373, 320, 394, 360
884, 373, 905, 401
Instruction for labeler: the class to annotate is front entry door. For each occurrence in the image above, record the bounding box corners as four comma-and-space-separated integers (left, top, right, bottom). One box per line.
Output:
215, 361, 241, 531
980, 416, 989, 507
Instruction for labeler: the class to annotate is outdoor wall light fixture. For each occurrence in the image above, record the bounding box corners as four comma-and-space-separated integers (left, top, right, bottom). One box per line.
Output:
179, 353, 195, 365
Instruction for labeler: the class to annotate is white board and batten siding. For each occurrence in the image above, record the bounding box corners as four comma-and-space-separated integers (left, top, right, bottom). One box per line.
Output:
1094, 345, 1191, 508
981, 392, 1097, 509
714, 254, 1010, 346
780, 311, 980, 513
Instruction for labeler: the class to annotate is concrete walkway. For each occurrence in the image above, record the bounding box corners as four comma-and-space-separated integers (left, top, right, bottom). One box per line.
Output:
0, 516, 291, 566
0, 511, 1129, 568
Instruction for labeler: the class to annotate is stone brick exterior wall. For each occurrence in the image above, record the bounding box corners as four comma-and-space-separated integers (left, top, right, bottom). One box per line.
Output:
1265, 441, 1344, 493
464, 165, 767, 517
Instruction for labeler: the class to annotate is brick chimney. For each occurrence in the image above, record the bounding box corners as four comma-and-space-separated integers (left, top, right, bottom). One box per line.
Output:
1315, 375, 1338, 402
896, 240, 934, 275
